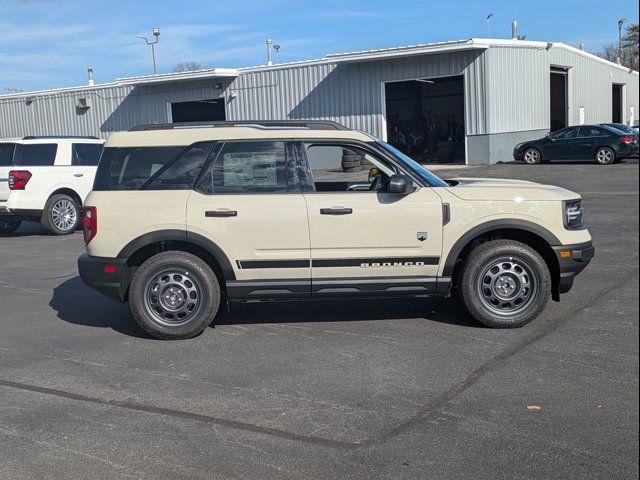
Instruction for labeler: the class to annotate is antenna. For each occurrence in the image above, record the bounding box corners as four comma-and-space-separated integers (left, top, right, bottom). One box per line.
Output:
486, 12, 494, 37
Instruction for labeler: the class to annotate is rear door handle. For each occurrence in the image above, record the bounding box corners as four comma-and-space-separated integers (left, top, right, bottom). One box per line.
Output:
205, 210, 237, 218
320, 207, 352, 215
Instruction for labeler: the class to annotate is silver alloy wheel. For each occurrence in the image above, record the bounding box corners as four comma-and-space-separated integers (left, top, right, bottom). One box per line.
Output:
51, 199, 77, 232
477, 258, 538, 316
144, 270, 203, 327
596, 148, 614, 164
523, 149, 540, 164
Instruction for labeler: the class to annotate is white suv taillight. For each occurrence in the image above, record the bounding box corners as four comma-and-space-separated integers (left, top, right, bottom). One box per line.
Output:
82, 206, 97, 244
8, 170, 32, 190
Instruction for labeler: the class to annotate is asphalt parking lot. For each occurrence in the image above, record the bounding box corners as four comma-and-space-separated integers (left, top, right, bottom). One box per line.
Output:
0, 159, 638, 480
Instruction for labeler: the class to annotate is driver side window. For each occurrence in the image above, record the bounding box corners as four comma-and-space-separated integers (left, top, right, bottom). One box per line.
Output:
304, 144, 395, 192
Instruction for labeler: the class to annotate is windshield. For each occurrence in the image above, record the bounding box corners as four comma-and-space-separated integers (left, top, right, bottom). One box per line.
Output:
0, 143, 16, 167
375, 141, 448, 187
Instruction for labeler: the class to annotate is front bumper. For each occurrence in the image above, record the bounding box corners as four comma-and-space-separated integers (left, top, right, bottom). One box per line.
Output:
552, 241, 595, 294
78, 254, 129, 302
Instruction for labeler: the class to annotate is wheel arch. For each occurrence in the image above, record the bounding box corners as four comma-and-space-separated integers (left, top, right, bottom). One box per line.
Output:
48, 188, 83, 207
117, 230, 236, 299
443, 220, 562, 300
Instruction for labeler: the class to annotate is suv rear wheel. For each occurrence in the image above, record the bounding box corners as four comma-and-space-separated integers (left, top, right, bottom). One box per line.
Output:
42, 194, 80, 235
129, 251, 221, 339
0, 219, 21, 234
458, 240, 551, 328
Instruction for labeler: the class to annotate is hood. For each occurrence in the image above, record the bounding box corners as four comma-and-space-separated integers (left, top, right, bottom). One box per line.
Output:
445, 177, 580, 202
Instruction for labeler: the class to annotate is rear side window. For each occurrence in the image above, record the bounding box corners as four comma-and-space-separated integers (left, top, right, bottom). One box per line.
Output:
142, 142, 214, 190
72, 143, 102, 166
196, 141, 287, 194
15, 144, 57, 166
578, 127, 606, 137
94, 147, 184, 190
0, 144, 15, 167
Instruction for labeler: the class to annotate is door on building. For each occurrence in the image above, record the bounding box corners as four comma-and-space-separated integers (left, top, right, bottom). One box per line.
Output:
384, 75, 465, 164
170, 99, 226, 123
550, 68, 568, 132
612, 84, 623, 123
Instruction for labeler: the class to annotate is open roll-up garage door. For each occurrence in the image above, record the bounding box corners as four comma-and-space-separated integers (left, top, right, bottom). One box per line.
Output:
384, 75, 465, 164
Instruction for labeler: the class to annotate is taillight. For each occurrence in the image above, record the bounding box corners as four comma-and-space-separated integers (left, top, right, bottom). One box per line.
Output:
8, 170, 32, 190
620, 136, 635, 144
82, 206, 97, 244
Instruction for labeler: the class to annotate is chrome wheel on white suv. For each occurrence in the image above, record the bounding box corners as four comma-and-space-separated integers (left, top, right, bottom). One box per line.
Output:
42, 193, 80, 235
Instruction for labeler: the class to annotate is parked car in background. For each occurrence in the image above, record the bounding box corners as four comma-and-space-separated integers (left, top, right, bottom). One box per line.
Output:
0, 136, 104, 234
513, 124, 639, 165
602, 123, 639, 157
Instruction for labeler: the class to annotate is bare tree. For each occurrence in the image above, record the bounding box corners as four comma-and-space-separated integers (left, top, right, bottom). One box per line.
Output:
596, 23, 639, 71
2, 87, 23, 94
172, 62, 203, 73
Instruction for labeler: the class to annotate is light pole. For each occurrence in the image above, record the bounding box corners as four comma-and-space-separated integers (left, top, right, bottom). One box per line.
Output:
616, 18, 626, 65
486, 12, 493, 37
138, 27, 160, 74
266, 39, 281, 66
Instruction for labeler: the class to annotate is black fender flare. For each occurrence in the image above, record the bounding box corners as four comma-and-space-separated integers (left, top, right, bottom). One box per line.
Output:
117, 229, 236, 280
442, 219, 561, 277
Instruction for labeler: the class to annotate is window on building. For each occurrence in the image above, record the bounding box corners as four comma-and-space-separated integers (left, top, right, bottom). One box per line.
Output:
197, 141, 287, 194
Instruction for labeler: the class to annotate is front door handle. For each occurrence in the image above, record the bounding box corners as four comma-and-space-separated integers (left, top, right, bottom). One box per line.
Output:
320, 207, 352, 215
73, 173, 84, 177
205, 210, 237, 218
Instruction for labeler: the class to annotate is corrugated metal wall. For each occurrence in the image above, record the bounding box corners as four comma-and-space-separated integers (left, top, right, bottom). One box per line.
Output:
483, 45, 550, 133
548, 48, 639, 126
227, 49, 486, 138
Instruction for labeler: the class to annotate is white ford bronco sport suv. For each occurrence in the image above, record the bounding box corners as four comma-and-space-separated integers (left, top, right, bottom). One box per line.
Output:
78, 121, 594, 340
0, 136, 104, 234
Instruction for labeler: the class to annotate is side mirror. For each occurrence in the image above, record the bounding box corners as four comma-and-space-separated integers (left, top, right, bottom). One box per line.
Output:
388, 174, 414, 195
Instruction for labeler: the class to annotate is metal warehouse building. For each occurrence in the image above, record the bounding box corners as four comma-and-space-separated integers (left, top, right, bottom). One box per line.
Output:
1, 38, 638, 165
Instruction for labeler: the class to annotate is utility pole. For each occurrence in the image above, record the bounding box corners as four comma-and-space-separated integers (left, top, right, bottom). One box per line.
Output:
138, 27, 161, 74
617, 18, 626, 65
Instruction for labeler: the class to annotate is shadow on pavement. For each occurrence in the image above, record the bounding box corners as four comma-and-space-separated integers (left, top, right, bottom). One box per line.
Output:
50, 276, 480, 338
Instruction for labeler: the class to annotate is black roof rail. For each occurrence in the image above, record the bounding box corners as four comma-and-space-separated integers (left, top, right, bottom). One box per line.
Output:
128, 120, 349, 132
22, 135, 100, 140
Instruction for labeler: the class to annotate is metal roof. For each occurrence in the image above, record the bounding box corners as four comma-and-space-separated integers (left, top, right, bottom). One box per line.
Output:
1, 37, 636, 100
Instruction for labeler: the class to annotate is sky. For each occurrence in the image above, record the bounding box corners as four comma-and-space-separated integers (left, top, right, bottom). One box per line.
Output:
1, 0, 638, 92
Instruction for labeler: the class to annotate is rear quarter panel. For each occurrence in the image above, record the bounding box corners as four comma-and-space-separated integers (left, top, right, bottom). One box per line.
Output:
84, 190, 192, 258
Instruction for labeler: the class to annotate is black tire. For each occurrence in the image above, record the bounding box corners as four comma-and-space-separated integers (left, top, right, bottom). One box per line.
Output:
341, 159, 361, 168
594, 146, 615, 165
0, 219, 21, 234
458, 240, 551, 328
342, 154, 363, 162
342, 165, 363, 173
129, 251, 221, 340
41, 194, 80, 235
522, 148, 542, 164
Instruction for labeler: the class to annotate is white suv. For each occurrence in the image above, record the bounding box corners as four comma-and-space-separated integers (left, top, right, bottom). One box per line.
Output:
0, 136, 104, 234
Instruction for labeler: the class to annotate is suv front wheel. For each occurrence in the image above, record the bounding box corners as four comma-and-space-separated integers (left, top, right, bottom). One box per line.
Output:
458, 240, 551, 328
129, 251, 221, 339
42, 194, 80, 235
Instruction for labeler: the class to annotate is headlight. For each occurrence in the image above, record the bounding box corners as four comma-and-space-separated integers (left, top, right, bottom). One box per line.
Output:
564, 200, 585, 230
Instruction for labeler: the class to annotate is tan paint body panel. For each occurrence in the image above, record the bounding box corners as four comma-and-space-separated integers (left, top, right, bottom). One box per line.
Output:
303, 188, 443, 278
186, 192, 311, 280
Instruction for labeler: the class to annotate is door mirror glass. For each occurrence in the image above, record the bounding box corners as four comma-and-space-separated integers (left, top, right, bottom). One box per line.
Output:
388, 174, 414, 195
